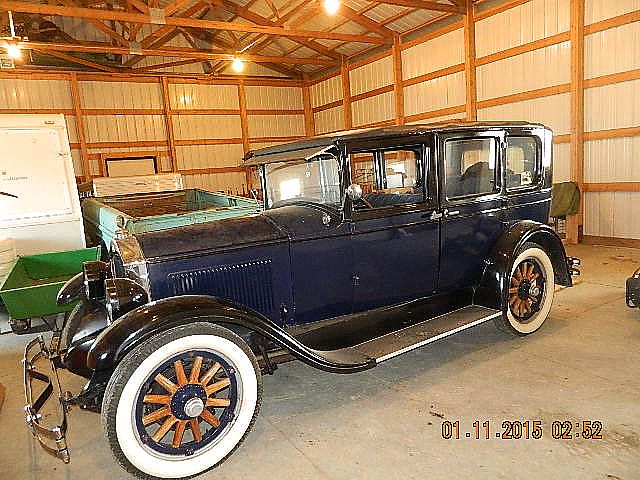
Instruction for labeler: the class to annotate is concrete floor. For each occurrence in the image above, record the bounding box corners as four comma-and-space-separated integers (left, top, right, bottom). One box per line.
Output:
0, 244, 638, 480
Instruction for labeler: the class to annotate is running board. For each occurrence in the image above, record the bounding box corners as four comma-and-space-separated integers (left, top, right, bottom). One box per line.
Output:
316, 305, 502, 366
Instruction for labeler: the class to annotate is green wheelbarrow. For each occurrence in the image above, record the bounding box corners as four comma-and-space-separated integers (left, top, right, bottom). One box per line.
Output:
0, 247, 100, 333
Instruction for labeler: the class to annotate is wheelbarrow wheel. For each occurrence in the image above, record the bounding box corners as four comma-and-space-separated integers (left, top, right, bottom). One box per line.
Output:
9, 317, 31, 334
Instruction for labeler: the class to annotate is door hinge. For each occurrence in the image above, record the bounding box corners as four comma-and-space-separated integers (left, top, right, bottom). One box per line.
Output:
430, 211, 443, 220
352, 274, 360, 286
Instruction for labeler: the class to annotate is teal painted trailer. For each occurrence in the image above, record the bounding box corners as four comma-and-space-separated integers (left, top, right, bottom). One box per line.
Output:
82, 189, 261, 251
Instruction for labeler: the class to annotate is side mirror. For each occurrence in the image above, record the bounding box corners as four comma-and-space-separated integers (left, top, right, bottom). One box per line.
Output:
346, 183, 363, 201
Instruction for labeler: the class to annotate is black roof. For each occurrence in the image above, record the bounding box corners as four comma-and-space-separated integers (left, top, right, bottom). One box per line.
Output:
244, 121, 548, 165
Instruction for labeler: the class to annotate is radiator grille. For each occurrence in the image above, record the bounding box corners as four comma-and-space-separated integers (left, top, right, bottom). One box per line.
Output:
168, 259, 275, 314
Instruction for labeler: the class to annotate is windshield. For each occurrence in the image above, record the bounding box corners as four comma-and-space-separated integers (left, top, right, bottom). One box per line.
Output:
264, 155, 342, 209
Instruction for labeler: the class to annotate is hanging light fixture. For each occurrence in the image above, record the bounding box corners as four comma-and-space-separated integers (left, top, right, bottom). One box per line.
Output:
3, 11, 23, 59
231, 57, 245, 73
323, 0, 340, 15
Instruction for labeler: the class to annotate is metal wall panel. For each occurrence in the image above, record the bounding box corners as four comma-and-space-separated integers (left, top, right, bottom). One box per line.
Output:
405, 112, 466, 125
245, 86, 303, 109
247, 115, 305, 138
552, 142, 571, 183
351, 92, 395, 127
584, 137, 640, 182
84, 115, 167, 142
350, 55, 393, 96
585, 23, 640, 79
183, 171, 248, 194
584, 192, 640, 239
402, 28, 464, 81
477, 93, 571, 135
175, 144, 245, 169
314, 106, 343, 134
475, 0, 570, 58
403, 72, 466, 117
310, 75, 342, 108
584, 79, 640, 132
172, 115, 242, 139
169, 84, 239, 110
79, 81, 163, 109
0, 79, 72, 109
585, 0, 640, 24
477, 42, 570, 100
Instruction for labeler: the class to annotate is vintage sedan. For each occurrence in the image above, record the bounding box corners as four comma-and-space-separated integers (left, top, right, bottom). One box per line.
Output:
24, 122, 580, 479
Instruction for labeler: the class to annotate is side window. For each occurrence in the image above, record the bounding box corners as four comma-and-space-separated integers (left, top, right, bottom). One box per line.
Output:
506, 136, 539, 190
351, 152, 377, 194
382, 149, 421, 191
444, 138, 498, 198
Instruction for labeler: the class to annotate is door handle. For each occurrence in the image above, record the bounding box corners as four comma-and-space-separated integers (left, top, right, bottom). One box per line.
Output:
444, 209, 460, 217
429, 210, 443, 220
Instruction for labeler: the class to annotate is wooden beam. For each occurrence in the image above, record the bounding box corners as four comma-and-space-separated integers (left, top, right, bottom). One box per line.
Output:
35, 49, 119, 72
567, 0, 584, 244
15, 41, 336, 65
370, 0, 464, 13
339, 5, 394, 38
139, 2, 208, 48
160, 76, 178, 172
302, 84, 316, 136
0, 0, 387, 44
582, 182, 640, 192
341, 62, 352, 130
392, 34, 404, 125
132, 58, 204, 72
463, 0, 477, 120
238, 81, 251, 155
69, 72, 90, 179
60, 0, 130, 48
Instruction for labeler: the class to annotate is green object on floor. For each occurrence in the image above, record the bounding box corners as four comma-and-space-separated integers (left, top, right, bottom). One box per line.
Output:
550, 181, 580, 218
0, 247, 99, 320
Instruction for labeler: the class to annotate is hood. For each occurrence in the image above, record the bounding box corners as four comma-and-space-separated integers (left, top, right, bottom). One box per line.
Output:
135, 213, 288, 261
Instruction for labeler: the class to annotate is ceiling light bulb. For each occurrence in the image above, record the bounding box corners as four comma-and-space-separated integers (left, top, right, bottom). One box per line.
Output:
231, 57, 245, 73
323, 0, 340, 15
6, 44, 21, 59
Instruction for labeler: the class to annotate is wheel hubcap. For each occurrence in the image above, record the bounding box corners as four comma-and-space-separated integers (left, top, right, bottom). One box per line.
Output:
184, 397, 205, 418
509, 259, 545, 322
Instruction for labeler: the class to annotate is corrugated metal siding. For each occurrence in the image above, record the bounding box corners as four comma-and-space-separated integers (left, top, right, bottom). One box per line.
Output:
552, 142, 571, 183
79, 81, 162, 109
245, 86, 303, 109
584, 79, 640, 132
477, 42, 570, 100
314, 106, 343, 134
352, 92, 395, 127
169, 84, 239, 110
84, 115, 167, 142
183, 172, 248, 194
247, 115, 305, 138
477, 93, 571, 135
310, 75, 342, 108
176, 144, 245, 170
584, 137, 640, 182
585, 0, 640, 24
584, 192, 640, 239
0, 79, 72, 108
585, 22, 640, 79
172, 115, 242, 139
405, 112, 466, 125
402, 28, 464, 81
475, 0, 570, 58
350, 55, 393, 96
403, 72, 466, 117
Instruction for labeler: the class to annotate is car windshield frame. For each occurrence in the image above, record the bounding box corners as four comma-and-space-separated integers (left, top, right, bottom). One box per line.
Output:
261, 152, 344, 211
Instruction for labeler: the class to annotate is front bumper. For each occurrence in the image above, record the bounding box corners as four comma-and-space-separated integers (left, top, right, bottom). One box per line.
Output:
23, 335, 71, 463
627, 267, 640, 308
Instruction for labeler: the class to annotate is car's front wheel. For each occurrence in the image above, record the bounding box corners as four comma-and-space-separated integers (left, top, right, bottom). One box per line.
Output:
101, 323, 262, 479
495, 243, 555, 335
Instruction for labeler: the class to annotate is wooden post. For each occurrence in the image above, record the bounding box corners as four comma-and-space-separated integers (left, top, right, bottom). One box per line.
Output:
392, 34, 405, 125
463, 0, 477, 121
160, 76, 178, 172
237, 80, 250, 155
69, 72, 90, 180
302, 83, 316, 136
567, 0, 585, 244
341, 61, 352, 130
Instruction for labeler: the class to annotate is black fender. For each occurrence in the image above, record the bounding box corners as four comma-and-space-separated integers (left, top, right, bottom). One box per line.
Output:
474, 220, 572, 311
57, 272, 84, 306
62, 300, 110, 378
87, 295, 375, 374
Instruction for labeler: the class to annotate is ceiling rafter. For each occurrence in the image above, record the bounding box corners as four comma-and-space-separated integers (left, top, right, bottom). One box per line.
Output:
58, 0, 130, 47
33, 48, 119, 72
139, 2, 210, 48
0, 0, 389, 44
338, 5, 395, 38
370, 0, 464, 14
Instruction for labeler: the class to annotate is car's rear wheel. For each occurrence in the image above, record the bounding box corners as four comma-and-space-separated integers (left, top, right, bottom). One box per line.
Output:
495, 243, 555, 335
101, 323, 262, 479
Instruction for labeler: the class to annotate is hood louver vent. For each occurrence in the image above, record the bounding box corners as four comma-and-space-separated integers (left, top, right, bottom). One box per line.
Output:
168, 259, 275, 315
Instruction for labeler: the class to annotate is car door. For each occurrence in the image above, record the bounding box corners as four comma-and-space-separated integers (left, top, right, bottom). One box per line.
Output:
348, 136, 440, 313
437, 130, 507, 293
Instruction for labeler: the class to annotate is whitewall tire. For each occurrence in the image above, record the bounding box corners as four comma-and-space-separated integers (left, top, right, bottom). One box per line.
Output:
101, 323, 262, 479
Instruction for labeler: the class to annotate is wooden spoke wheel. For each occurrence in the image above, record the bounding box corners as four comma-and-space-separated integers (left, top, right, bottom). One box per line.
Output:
102, 323, 262, 479
135, 351, 237, 456
508, 259, 545, 323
